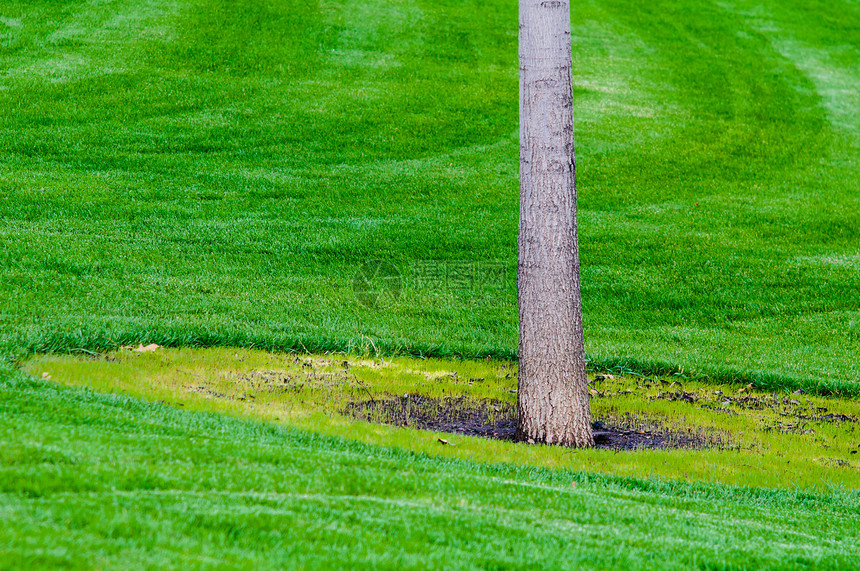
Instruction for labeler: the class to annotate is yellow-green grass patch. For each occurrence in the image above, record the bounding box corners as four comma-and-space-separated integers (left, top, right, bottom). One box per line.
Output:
24, 347, 860, 492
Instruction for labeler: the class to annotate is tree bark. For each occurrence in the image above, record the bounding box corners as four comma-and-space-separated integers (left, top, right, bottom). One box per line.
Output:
517, 0, 593, 447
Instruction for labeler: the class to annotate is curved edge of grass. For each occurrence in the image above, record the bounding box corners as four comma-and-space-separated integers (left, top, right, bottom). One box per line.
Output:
3, 364, 859, 512
6, 328, 859, 399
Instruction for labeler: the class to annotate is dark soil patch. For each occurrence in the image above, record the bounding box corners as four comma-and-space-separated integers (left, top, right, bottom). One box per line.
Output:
345, 394, 719, 450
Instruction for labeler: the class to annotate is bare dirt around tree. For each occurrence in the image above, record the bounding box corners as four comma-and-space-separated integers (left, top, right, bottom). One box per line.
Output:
346, 394, 722, 450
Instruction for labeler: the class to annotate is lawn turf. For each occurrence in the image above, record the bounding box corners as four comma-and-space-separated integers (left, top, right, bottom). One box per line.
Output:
1, 0, 860, 567
0, 0, 858, 388
2, 367, 860, 569
22, 347, 860, 491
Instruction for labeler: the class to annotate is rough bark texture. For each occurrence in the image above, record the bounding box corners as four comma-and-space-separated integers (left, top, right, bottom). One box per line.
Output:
517, 0, 593, 447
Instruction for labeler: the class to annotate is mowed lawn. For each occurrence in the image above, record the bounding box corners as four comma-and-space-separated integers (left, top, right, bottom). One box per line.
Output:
1, 0, 860, 567
2, 370, 860, 569
0, 0, 857, 386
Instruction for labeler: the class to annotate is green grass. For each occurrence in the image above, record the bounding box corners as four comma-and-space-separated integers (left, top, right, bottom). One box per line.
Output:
3, 367, 860, 569
24, 347, 860, 491
2, 0, 860, 566
0, 0, 858, 390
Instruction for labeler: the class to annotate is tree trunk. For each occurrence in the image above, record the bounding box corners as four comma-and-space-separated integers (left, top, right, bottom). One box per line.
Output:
517, 0, 593, 447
